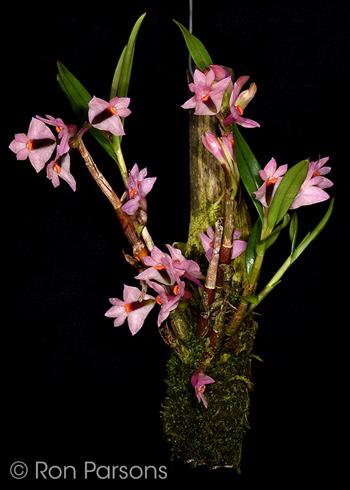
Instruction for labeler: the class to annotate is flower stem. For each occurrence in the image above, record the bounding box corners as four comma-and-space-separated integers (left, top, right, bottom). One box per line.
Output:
77, 139, 123, 209
77, 139, 149, 263
197, 217, 224, 337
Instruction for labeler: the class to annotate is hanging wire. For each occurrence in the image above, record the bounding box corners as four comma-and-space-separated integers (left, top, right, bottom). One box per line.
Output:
188, 0, 194, 79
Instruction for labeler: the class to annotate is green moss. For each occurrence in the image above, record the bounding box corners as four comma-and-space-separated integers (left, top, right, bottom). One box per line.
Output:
161, 320, 258, 471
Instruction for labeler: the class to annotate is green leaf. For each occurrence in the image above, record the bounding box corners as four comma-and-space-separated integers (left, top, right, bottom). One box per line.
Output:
57, 61, 91, 122
245, 218, 262, 277
173, 20, 213, 72
110, 46, 127, 99
289, 211, 298, 257
267, 159, 308, 231
291, 198, 334, 263
255, 214, 290, 255
116, 13, 146, 98
109, 13, 145, 154
231, 124, 264, 222
57, 61, 118, 163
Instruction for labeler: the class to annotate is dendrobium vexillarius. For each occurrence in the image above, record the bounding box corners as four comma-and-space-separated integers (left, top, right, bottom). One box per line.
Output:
9, 48, 334, 413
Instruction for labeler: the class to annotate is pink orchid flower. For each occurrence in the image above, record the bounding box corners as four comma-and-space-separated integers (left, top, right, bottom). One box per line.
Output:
290, 157, 333, 209
147, 280, 191, 327
223, 76, 260, 128
253, 157, 288, 208
181, 68, 231, 116
135, 245, 204, 289
202, 131, 236, 179
36, 115, 77, 156
202, 132, 230, 167
105, 285, 155, 336
9, 117, 57, 172
135, 246, 178, 285
191, 369, 215, 408
200, 226, 247, 261
122, 163, 157, 216
46, 151, 76, 191
165, 245, 205, 290
88, 96, 131, 136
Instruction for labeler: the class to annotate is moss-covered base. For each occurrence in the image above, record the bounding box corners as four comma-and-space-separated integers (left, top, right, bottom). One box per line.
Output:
161, 334, 257, 471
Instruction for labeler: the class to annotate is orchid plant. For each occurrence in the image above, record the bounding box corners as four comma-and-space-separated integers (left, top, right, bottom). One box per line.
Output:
8, 12, 334, 468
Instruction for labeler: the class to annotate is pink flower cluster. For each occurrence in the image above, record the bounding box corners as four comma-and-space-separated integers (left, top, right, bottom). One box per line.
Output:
121, 163, 157, 216
9, 95, 132, 192
105, 243, 205, 332
254, 157, 333, 210
9, 116, 78, 190
181, 64, 259, 128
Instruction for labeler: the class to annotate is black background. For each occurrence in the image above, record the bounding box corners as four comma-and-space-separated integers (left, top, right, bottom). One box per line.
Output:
2, 0, 348, 486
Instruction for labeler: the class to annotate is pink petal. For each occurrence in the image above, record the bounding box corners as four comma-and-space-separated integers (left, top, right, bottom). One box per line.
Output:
27, 117, 56, 141
29, 145, 56, 172
9, 138, 27, 157
263, 158, 278, 178
193, 69, 206, 86
181, 96, 197, 109
88, 96, 109, 122
236, 116, 260, 128
231, 240, 247, 259
211, 76, 231, 93
234, 76, 250, 96
139, 176, 157, 197
274, 164, 288, 178
94, 115, 125, 136
289, 187, 330, 209
127, 300, 155, 335
123, 285, 143, 303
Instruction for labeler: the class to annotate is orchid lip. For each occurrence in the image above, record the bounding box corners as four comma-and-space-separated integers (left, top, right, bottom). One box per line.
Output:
27, 138, 56, 151
92, 106, 117, 125
125, 298, 154, 313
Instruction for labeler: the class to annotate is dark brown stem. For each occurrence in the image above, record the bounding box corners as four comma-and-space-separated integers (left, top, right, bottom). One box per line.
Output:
77, 140, 149, 264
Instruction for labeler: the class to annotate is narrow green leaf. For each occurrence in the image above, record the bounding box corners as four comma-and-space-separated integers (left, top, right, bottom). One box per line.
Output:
231, 124, 264, 222
117, 13, 146, 98
255, 214, 290, 255
57, 62, 91, 122
245, 218, 262, 277
267, 159, 308, 230
110, 46, 127, 99
289, 211, 298, 257
292, 198, 334, 262
173, 20, 213, 72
